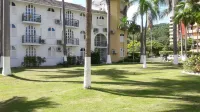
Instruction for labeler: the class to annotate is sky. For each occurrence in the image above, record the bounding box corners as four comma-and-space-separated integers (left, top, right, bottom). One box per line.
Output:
57, 0, 170, 25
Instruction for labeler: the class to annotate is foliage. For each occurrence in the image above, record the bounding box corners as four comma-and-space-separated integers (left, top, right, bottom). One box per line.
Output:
22, 56, 46, 67
117, 52, 141, 63
159, 51, 173, 56
146, 40, 164, 56
127, 40, 141, 54
91, 50, 100, 64
184, 55, 200, 72
67, 56, 81, 65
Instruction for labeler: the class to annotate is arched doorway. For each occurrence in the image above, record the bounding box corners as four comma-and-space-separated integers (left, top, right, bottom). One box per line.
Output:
94, 34, 107, 63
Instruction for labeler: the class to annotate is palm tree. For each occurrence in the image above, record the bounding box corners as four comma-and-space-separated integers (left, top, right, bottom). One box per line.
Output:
84, 0, 92, 89
2, 0, 12, 76
105, 0, 112, 64
174, 0, 200, 60
128, 22, 140, 61
118, 16, 129, 62
62, 0, 67, 65
160, 0, 182, 64
131, 0, 158, 68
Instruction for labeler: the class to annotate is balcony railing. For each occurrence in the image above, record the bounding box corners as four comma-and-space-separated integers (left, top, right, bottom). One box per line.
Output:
65, 18, 79, 27
66, 38, 79, 46
95, 41, 107, 47
22, 35, 45, 44
22, 13, 41, 23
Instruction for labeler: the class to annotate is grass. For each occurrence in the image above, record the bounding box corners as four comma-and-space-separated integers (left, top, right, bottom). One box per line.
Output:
0, 63, 200, 112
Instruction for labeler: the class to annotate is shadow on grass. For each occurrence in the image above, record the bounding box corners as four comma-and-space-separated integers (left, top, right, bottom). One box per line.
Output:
91, 76, 200, 112
0, 97, 58, 112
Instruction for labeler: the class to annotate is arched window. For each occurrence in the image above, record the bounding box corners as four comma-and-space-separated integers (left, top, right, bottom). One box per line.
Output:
120, 34, 124, 42
11, 2, 17, 14
11, 46, 17, 58
26, 46, 36, 56
11, 24, 17, 37
80, 48, 85, 58
97, 16, 105, 25
48, 47, 56, 57
48, 27, 56, 38
12, 2, 16, 6
80, 31, 86, 40
47, 8, 55, 12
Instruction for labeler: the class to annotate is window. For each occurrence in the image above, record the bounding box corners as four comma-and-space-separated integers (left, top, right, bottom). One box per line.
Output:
66, 29, 74, 44
11, 2, 17, 14
48, 47, 56, 57
47, 8, 55, 18
80, 13, 85, 20
66, 11, 73, 19
80, 31, 86, 40
97, 16, 105, 25
11, 46, 17, 58
80, 48, 85, 57
120, 34, 124, 42
48, 27, 56, 38
47, 8, 55, 12
120, 48, 124, 57
10, 24, 17, 37
26, 46, 36, 56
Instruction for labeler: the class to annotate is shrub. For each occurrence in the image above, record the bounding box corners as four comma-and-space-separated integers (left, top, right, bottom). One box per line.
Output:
22, 56, 46, 67
91, 51, 100, 64
184, 55, 200, 72
159, 51, 173, 56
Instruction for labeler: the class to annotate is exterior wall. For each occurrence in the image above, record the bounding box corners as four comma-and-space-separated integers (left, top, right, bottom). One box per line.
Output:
5, 0, 107, 67
110, 0, 127, 62
0, 0, 127, 67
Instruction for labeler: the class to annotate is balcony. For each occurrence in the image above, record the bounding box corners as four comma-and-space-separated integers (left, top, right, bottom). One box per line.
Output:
95, 41, 107, 48
22, 13, 41, 24
65, 18, 79, 28
22, 35, 45, 45
66, 38, 79, 46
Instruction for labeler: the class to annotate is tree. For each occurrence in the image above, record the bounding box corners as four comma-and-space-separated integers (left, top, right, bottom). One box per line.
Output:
160, 0, 182, 64
62, 0, 67, 65
84, 0, 92, 89
106, 0, 112, 64
2, 0, 12, 76
131, 0, 159, 68
174, 0, 200, 60
128, 22, 140, 61
118, 16, 129, 62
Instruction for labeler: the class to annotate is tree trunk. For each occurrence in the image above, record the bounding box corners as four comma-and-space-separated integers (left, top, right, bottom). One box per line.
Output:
184, 26, 188, 60
62, 0, 67, 64
0, 0, 3, 67
180, 23, 183, 60
143, 12, 147, 68
132, 34, 134, 63
2, 0, 11, 76
172, 0, 178, 65
140, 14, 144, 63
197, 26, 199, 52
84, 0, 92, 89
106, 0, 111, 64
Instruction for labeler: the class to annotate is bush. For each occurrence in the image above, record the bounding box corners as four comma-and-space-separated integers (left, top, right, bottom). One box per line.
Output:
159, 51, 173, 56
184, 55, 200, 73
91, 51, 100, 64
117, 52, 140, 63
22, 56, 46, 67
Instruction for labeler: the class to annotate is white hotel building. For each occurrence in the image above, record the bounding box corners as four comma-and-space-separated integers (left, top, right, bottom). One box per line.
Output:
1, 0, 111, 67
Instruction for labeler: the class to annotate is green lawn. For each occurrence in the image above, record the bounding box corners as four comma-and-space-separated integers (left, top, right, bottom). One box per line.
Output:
0, 63, 200, 112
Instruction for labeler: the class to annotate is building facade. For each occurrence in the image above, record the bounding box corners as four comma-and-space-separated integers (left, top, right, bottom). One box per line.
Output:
0, 0, 127, 67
